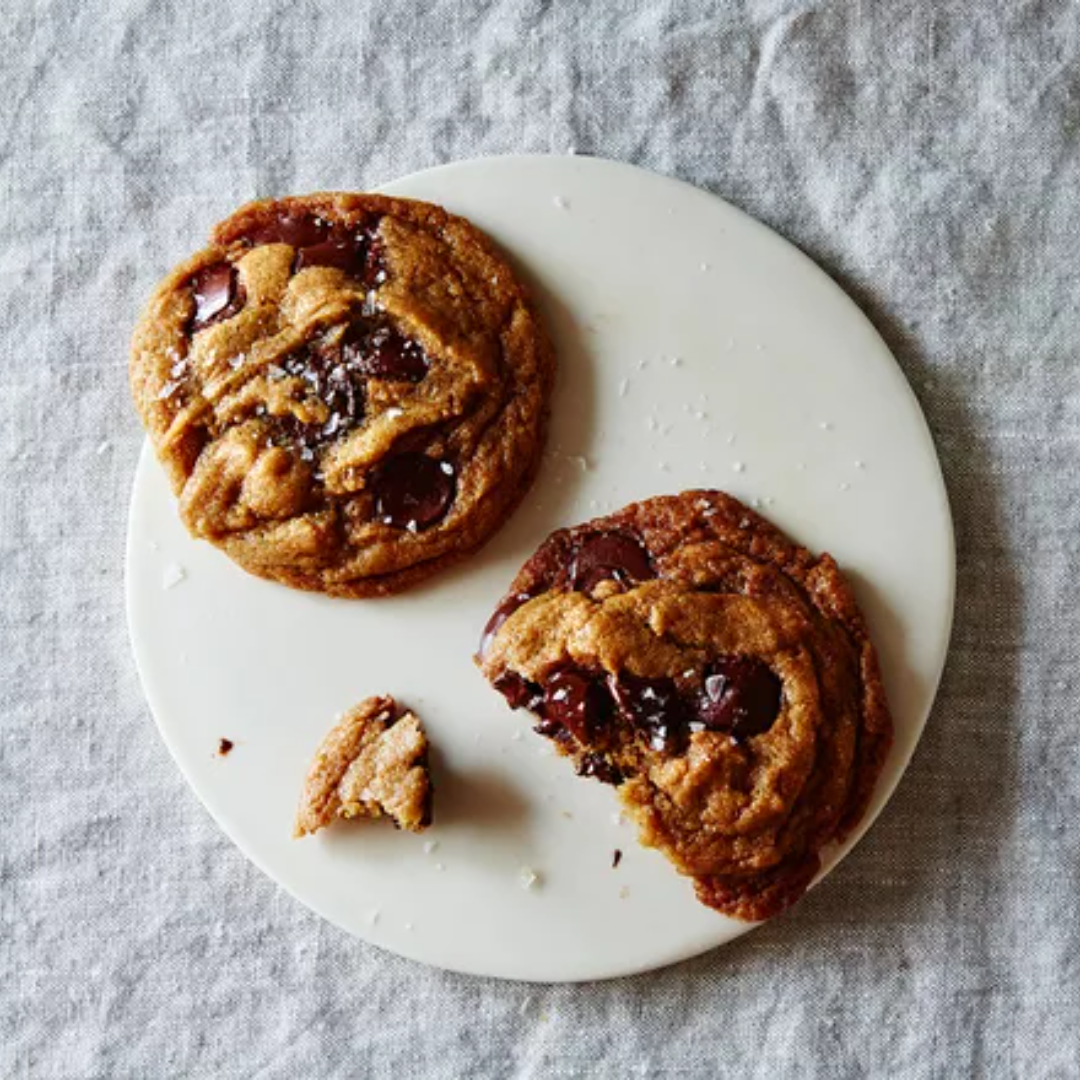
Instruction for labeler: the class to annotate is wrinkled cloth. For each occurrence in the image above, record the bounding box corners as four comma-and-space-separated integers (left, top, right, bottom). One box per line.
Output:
2, 1, 1077, 1077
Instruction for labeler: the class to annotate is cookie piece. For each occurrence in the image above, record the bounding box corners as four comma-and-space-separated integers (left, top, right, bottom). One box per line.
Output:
477, 491, 893, 921
294, 696, 433, 836
130, 193, 554, 597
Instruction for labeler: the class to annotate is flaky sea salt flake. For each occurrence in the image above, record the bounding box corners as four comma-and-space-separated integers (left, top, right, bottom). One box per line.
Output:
162, 563, 186, 590
518, 866, 541, 890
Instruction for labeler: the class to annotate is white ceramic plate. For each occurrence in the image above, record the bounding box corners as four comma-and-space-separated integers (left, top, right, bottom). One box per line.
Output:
126, 155, 954, 982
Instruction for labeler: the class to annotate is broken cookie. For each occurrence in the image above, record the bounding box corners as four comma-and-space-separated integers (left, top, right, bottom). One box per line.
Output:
295, 695, 433, 837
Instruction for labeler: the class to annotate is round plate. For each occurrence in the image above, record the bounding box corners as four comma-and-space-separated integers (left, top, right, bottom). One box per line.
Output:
126, 155, 954, 982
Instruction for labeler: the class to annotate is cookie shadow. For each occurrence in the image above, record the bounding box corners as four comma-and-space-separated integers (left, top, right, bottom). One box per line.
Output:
400, 258, 602, 605
429, 745, 533, 835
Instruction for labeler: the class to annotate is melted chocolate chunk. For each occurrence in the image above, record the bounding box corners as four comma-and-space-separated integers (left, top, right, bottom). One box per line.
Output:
271, 338, 366, 454
492, 670, 543, 712
242, 211, 329, 249
372, 452, 456, 530
478, 590, 536, 658
294, 234, 369, 275
541, 666, 611, 744
577, 753, 623, 786
609, 672, 689, 752
697, 657, 783, 738
570, 532, 655, 593
344, 326, 428, 381
190, 263, 244, 331
239, 210, 385, 286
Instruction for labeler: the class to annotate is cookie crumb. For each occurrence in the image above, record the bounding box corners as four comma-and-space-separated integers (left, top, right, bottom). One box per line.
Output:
612, 849, 623, 869
217, 738, 234, 757
162, 563, 186, 590
294, 696, 433, 837
619, 885, 631, 900
518, 866, 540, 890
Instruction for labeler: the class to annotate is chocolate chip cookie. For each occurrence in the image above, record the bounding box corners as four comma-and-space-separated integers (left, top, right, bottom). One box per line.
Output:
477, 491, 893, 921
295, 696, 433, 836
130, 193, 554, 596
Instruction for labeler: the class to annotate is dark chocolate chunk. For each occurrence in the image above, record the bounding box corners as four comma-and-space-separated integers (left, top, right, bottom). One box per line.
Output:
541, 666, 611, 745
345, 326, 428, 381
217, 738, 234, 756
371, 452, 456, 530
696, 656, 782, 738
241, 211, 329, 249
570, 532, 655, 593
191, 263, 244, 331
492, 670, 544, 712
609, 672, 689, 752
576, 753, 623, 786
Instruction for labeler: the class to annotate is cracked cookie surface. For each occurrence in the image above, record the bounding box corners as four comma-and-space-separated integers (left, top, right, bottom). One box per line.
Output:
478, 491, 893, 921
295, 695, 432, 836
130, 193, 554, 596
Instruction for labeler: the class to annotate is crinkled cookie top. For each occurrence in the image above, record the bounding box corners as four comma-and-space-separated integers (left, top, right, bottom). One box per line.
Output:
130, 193, 553, 597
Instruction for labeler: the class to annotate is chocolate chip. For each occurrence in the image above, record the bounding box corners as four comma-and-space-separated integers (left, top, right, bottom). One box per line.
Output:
371, 452, 455, 530
190, 263, 243, 331
577, 754, 623, 786
241, 212, 329, 249
478, 591, 535, 658
492, 670, 543, 712
608, 672, 689, 752
269, 339, 366, 454
294, 235, 368, 275
240, 211, 385, 287
541, 666, 611, 744
570, 532, 655, 593
696, 656, 782, 738
612, 849, 623, 868
344, 326, 428, 381
217, 738, 234, 756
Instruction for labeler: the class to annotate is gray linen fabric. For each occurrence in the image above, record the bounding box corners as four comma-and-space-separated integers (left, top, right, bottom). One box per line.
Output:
2, 1, 1077, 1076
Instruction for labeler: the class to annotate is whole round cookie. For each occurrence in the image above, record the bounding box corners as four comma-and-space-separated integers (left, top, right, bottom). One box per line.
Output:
130, 193, 554, 597
477, 491, 893, 921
